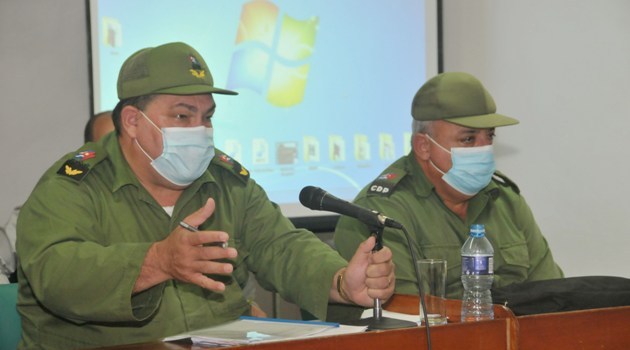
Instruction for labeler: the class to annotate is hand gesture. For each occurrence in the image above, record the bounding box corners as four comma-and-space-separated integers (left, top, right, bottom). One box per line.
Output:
133, 198, 238, 293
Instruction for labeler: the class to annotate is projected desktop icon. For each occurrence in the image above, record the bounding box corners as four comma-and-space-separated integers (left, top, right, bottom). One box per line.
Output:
252, 138, 270, 165
101, 17, 122, 48
354, 134, 371, 161
276, 141, 298, 165
328, 135, 346, 162
226, 0, 319, 107
303, 136, 320, 162
379, 133, 395, 160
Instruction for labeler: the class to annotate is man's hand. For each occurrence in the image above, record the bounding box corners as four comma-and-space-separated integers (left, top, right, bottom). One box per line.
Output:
133, 198, 238, 293
332, 236, 395, 307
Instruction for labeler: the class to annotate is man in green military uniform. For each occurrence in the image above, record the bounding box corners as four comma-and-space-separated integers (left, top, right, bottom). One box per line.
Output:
334, 72, 563, 300
16, 42, 395, 350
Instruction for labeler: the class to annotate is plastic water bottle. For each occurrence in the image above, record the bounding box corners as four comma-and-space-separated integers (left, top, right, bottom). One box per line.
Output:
461, 224, 494, 322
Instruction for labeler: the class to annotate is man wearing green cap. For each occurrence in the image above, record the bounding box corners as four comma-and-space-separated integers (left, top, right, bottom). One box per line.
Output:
16, 42, 395, 349
334, 72, 563, 299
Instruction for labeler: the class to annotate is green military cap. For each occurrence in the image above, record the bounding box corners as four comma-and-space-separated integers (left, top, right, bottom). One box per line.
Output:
117, 42, 237, 99
411, 72, 518, 128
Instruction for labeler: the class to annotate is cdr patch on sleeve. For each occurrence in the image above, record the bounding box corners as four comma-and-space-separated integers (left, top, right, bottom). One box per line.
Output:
366, 172, 404, 196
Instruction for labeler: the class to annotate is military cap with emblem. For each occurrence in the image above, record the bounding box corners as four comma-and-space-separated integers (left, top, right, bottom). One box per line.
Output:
411, 72, 519, 128
117, 41, 237, 99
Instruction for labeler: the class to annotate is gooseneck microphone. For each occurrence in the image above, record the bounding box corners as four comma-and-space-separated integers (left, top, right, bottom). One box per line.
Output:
299, 186, 424, 335
299, 186, 403, 230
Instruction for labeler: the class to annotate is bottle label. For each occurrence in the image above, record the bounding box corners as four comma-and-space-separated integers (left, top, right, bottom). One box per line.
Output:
461, 255, 494, 275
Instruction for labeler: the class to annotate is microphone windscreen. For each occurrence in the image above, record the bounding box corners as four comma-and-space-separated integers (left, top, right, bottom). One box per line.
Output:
299, 186, 324, 210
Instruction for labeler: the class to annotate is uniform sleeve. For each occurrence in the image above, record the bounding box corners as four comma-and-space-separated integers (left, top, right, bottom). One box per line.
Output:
17, 176, 159, 323
238, 180, 347, 321
517, 197, 565, 281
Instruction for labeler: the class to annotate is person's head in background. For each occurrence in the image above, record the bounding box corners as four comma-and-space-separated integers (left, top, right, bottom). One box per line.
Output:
84, 110, 115, 143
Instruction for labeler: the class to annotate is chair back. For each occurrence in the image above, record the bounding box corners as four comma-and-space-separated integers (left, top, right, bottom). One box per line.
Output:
0, 283, 21, 350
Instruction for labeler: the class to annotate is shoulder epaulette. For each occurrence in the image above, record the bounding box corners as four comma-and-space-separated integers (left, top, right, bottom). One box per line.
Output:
56, 143, 107, 182
366, 169, 407, 197
492, 171, 520, 194
212, 150, 250, 184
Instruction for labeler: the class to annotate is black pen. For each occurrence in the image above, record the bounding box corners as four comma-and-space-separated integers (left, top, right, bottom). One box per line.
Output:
178, 221, 228, 248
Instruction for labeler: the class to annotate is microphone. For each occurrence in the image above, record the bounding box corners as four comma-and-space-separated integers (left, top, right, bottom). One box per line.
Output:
299, 186, 402, 230
299, 186, 422, 334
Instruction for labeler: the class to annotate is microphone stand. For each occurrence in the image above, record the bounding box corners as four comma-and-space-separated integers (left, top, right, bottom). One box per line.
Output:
346, 224, 417, 330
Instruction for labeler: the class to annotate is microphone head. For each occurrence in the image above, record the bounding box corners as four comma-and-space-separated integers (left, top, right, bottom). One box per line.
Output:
299, 186, 326, 210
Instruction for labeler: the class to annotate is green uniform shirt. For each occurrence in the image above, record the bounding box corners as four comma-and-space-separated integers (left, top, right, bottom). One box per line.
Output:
334, 154, 563, 299
17, 133, 346, 350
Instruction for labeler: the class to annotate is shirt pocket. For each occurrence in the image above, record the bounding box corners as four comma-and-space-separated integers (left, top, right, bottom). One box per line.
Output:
494, 240, 530, 286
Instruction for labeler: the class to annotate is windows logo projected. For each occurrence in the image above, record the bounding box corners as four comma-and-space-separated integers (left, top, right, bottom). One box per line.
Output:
227, 0, 318, 107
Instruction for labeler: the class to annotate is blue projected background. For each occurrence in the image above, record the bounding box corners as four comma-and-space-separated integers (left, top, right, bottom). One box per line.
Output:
89, 0, 438, 218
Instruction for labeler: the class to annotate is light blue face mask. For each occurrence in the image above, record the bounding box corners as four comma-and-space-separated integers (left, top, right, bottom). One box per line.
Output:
426, 135, 496, 196
136, 111, 215, 186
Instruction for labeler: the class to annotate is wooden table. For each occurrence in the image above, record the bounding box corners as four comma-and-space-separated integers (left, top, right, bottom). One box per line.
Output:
385, 294, 630, 350
518, 305, 630, 350
87, 294, 630, 350
90, 321, 512, 350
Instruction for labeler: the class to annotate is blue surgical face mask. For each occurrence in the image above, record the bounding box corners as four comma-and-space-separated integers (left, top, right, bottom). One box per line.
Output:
426, 134, 496, 196
136, 111, 215, 186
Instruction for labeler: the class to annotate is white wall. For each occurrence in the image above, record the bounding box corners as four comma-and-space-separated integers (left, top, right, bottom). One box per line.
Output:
1, 1, 628, 282
0, 0, 90, 218
442, 0, 630, 278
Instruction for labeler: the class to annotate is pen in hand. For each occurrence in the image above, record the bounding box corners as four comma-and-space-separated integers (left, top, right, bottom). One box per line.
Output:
179, 221, 229, 249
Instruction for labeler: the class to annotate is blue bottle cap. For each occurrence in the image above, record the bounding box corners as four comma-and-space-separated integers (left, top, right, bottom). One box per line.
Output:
470, 224, 485, 237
